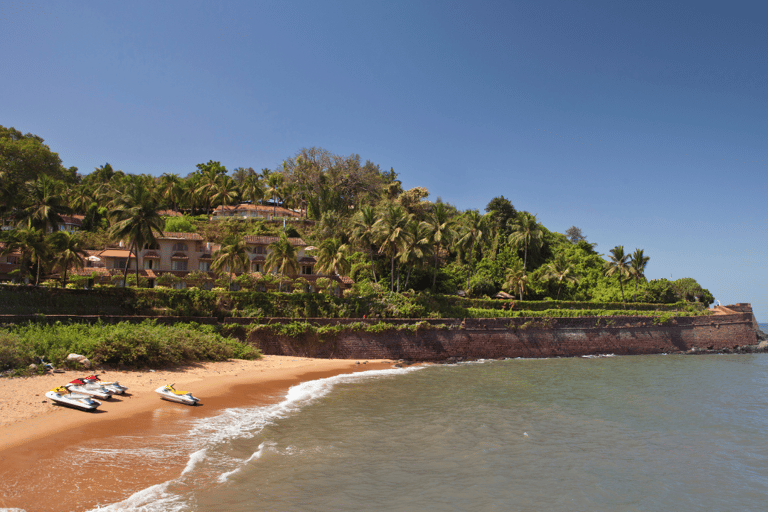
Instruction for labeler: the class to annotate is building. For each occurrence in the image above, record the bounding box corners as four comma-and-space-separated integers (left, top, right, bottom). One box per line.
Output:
211, 203, 301, 221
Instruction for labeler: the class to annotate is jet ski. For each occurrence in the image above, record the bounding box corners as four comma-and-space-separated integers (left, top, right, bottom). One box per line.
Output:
45, 386, 101, 411
82, 375, 128, 395
65, 378, 112, 400
155, 383, 200, 405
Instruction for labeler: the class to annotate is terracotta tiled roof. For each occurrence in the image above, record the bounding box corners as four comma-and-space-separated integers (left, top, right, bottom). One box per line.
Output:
250, 254, 267, 262
243, 235, 306, 246
99, 249, 135, 258
198, 253, 212, 261
298, 256, 317, 263
170, 252, 189, 260
158, 210, 183, 217
339, 276, 355, 285
60, 215, 83, 226
70, 268, 111, 277
142, 251, 161, 259
213, 203, 300, 217
158, 231, 204, 241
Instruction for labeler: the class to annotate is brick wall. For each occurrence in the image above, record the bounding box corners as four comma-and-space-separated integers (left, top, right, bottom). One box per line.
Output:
250, 310, 759, 360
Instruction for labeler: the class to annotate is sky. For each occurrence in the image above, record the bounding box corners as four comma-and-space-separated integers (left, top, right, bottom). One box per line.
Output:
2, 0, 767, 318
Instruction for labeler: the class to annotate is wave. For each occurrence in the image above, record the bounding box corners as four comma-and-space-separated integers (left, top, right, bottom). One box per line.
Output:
87, 365, 423, 512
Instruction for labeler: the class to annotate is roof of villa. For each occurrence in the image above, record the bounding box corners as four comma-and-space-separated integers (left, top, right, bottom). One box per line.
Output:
243, 235, 306, 246
213, 203, 300, 217
158, 231, 204, 240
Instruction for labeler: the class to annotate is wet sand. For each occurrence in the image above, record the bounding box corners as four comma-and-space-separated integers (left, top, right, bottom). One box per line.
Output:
0, 356, 394, 512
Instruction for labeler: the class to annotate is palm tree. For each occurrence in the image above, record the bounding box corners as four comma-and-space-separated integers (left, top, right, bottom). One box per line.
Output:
108, 182, 165, 287
20, 174, 69, 233
351, 205, 379, 282
629, 249, 650, 302
1, 222, 48, 285
211, 237, 249, 290
265, 173, 284, 217
314, 238, 351, 277
456, 210, 486, 290
421, 202, 455, 290
374, 202, 413, 292
541, 253, 580, 300
266, 234, 298, 291
210, 175, 239, 210
399, 218, 431, 291
605, 245, 631, 306
158, 173, 184, 211
241, 175, 264, 206
503, 261, 528, 301
49, 231, 87, 287
508, 212, 543, 271
195, 167, 221, 214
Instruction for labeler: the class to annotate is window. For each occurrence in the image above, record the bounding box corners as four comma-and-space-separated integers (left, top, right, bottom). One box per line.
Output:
199, 261, 210, 271
301, 265, 313, 275
114, 259, 127, 269
144, 260, 154, 269
251, 263, 261, 273
172, 242, 188, 252
172, 260, 188, 271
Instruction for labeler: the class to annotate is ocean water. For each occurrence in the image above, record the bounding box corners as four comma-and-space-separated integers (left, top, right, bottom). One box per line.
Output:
89, 350, 768, 512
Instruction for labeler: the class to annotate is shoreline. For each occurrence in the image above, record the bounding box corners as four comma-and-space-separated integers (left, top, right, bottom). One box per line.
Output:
0, 356, 395, 512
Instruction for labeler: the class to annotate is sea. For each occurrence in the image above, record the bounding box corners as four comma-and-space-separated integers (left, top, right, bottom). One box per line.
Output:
88, 326, 768, 512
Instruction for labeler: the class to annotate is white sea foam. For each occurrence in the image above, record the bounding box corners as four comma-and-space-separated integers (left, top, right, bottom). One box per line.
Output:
181, 448, 207, 475
91, 365, 422, 510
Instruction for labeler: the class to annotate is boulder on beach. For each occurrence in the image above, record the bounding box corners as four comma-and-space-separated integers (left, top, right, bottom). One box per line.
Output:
66, 353, 92, 369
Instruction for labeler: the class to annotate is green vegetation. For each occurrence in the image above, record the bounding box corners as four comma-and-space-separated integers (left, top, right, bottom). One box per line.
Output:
0, 320, 260, 374
0, 126, 716, 316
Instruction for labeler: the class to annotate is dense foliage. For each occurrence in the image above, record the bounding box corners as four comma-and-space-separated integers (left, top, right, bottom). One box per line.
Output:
0, 320, 260, 374
0, 125, 715, 307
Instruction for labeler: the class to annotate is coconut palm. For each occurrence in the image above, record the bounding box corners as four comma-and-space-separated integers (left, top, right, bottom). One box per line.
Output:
399, 218, 431, 291
351, 205, 379, 282
503, 261, 528, 301
20, 174, 69, 233
605, 245, 631, 306
265, 173, 284, 217
629, 248, 650, 302
508, 212, 543, 271
108, 182, 165, 287
421, 202, 455, 290
541, 253, 580, 300
158, 173, 184, 211
1, 222, 48, 285
314, 238, 351, 277
456, 210, 487, 290
211, 237, 249, 290
266, 234, 298, 291
49, 231, 87, 287
241, 175, 264, 206
374, 202, 413, 292
210, 175, 239, 210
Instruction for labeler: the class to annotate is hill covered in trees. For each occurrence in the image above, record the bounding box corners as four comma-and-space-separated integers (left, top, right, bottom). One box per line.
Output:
0, 125, 713, 307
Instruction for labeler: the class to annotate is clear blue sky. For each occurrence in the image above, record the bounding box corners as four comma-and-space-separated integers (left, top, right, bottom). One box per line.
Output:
2, 1, 766, 318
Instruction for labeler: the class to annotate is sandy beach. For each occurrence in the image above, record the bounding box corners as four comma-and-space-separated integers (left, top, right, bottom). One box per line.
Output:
0, 356, 394, 512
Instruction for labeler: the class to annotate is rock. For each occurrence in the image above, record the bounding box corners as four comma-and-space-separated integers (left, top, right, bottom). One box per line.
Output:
66, 353, 91, 369
29, 364, 37, 371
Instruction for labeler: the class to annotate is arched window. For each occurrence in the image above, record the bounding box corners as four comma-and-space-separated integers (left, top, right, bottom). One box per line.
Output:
172, 242, 188, 252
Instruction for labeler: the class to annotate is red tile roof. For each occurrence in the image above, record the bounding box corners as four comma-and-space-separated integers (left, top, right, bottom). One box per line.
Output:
243, 235, 306, 246
158, 231, 204, 240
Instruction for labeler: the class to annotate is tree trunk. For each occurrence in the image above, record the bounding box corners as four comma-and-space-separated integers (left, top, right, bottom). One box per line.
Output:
466, 237, 476, 290
618, 276, 626, 308
432, 243, 440, 290
122, 242, 134, 288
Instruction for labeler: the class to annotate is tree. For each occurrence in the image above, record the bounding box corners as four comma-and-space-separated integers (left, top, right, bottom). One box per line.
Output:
565, 226, 587, 244
241, 175, 264, 206
1, 223, 48, 285
314, 238, 351, 277
265, 173, 284, 217
49, 231, 87, 287
399, 218, 431, 291
20, 174, 69, 233
605, 245, 630, 306
211, 237, 249, 290
508, 212, 543, 271
629, 249, 650, 302
541, 253, 580, 300
503, 261, 528, 301
422, 202, 455, 290
374, 202, 413, 292
266, 234, 298, 291
158, 173, 184, 211
0, 126, 76, 193
108, 182, 165, 287
456, 210, 486, 290
351, 205, 379, 282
